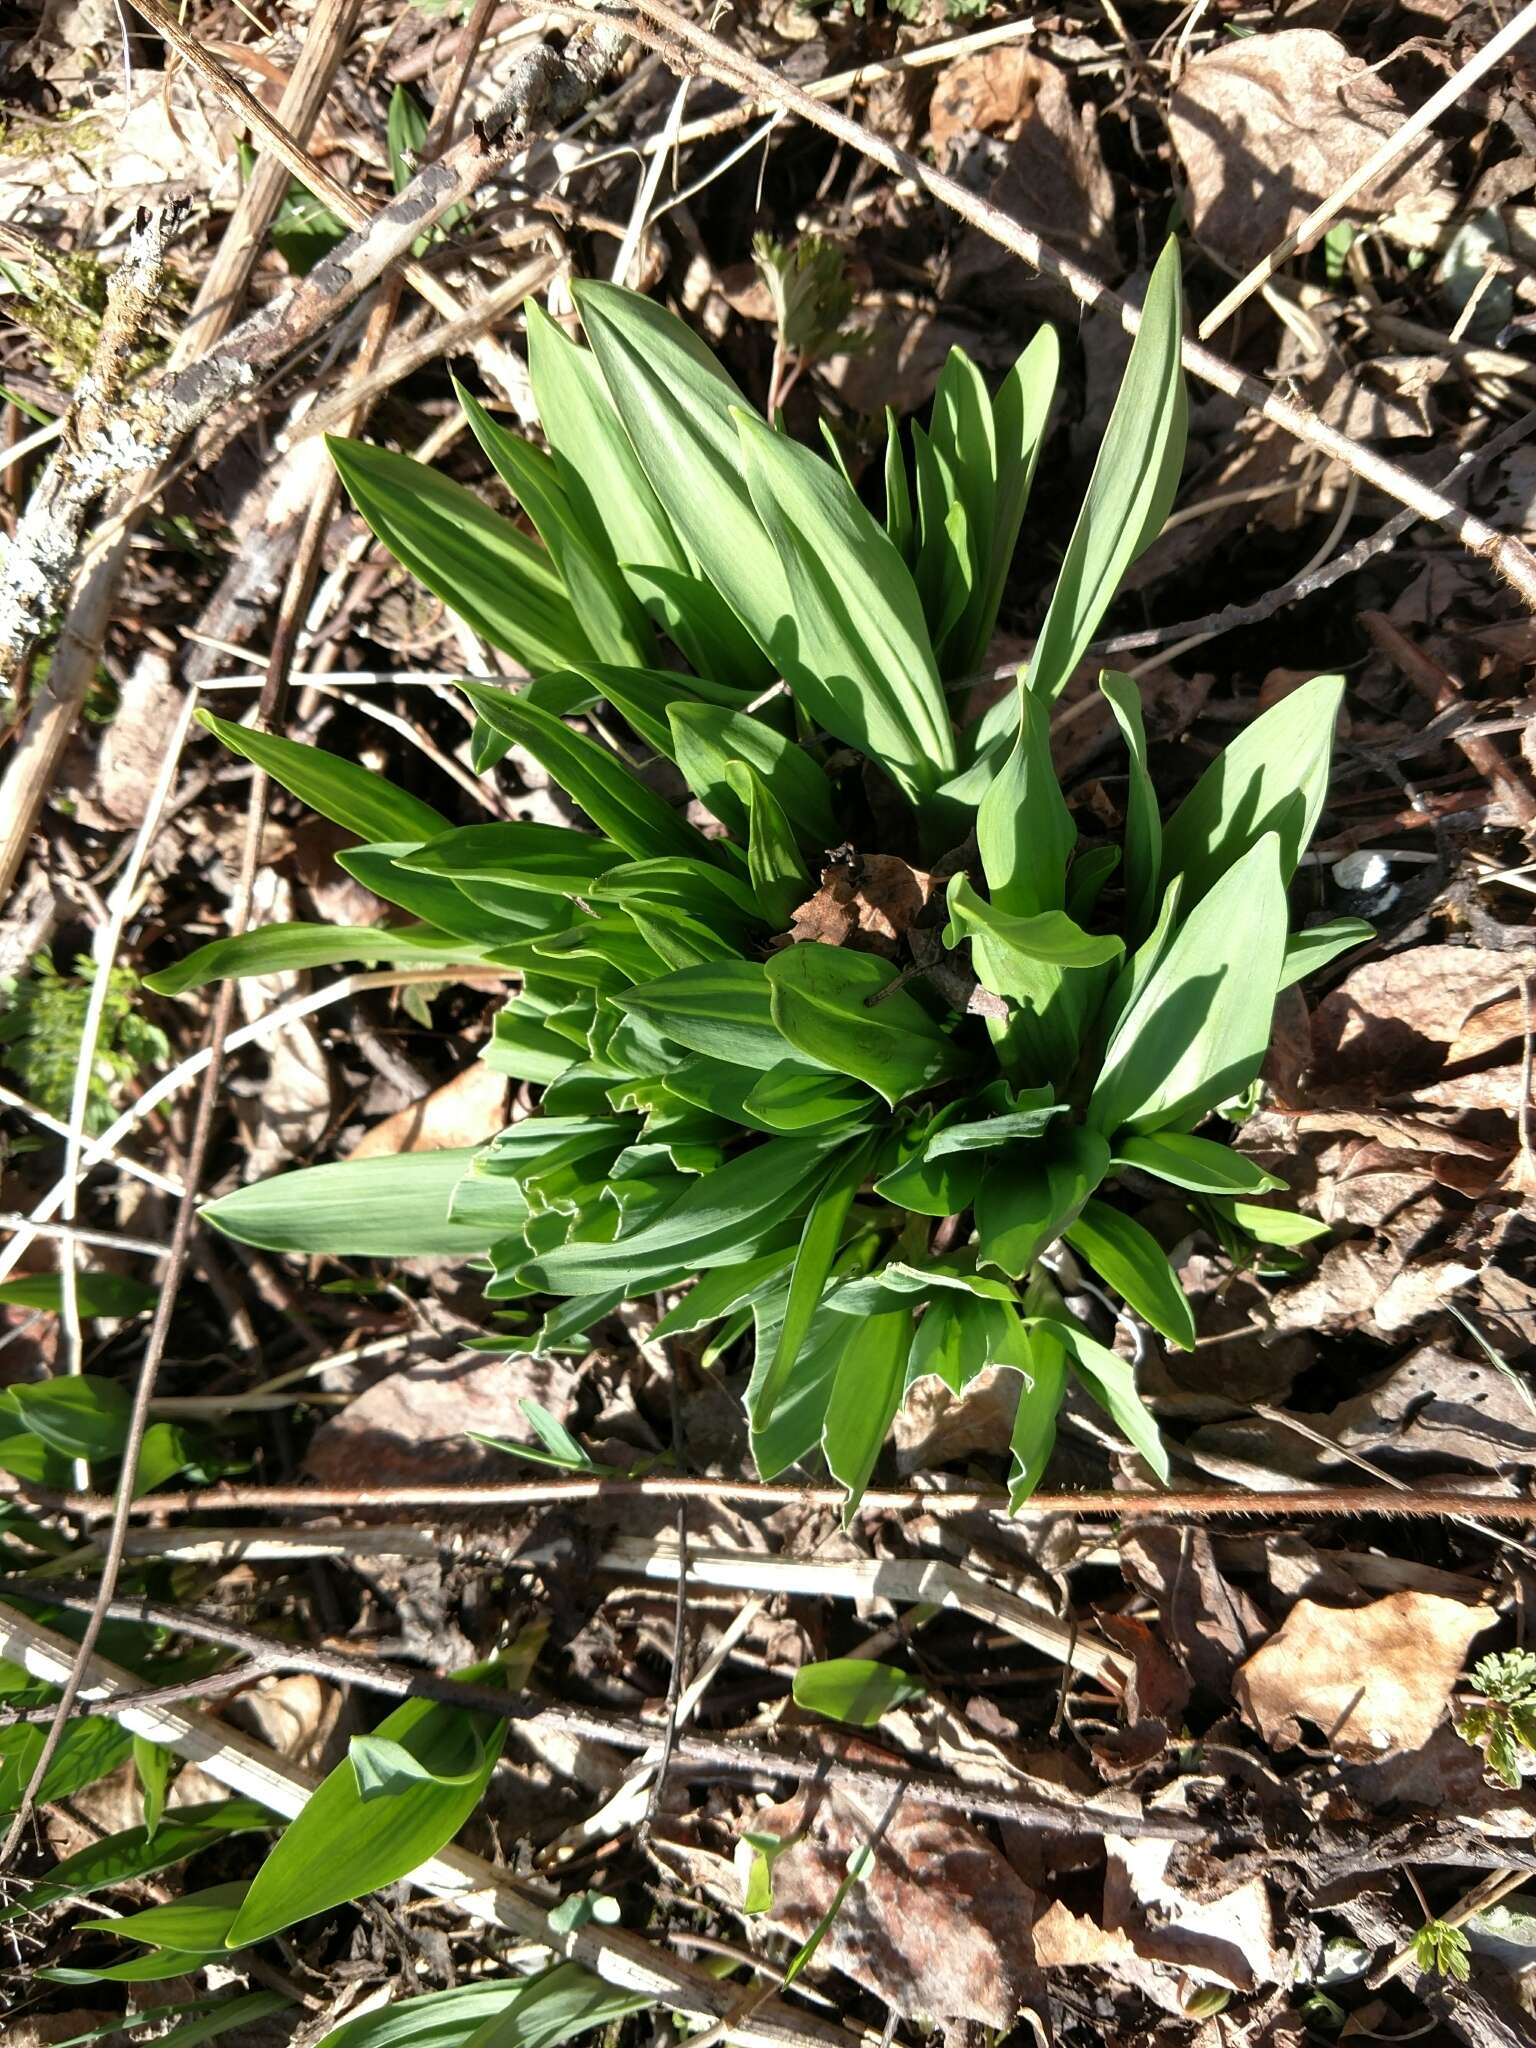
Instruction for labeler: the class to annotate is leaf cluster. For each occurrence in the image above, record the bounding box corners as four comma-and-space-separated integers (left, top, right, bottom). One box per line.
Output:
154, 244, 1363, 1516
1456, 1649, 1536, 1789
0, 950, 168, 1135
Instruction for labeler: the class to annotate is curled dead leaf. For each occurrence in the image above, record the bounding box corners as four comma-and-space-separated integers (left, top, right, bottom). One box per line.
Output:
787, 850, 935, 957
349, 1060, 510, 1160
1234, 1590, 1495, 1758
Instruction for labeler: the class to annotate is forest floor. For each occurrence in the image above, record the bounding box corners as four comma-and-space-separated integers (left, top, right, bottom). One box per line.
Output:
2, 2, 1536, 2045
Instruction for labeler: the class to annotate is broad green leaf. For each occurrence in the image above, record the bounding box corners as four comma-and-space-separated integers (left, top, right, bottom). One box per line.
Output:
338, 843, 549, 941
1089, 833, 1287, 1136
1216, 1199, 1332, 1246
1008, 1321, 1067, 1508
0, 1800, 271, 1925
872, 1107, 985, 1220
145, 923, 475, 997
954, 324, 1059, 679
1064, 1199, 1196, 1349
457, 381, 655, 668
766, 946, 965, 1106
618, 961, 790, 1070
204, 1148, 494, 1256
1280, 915, 1373, 990
927, 346, 995, 675
79, 1880, 249, 1955
725, 758, 807, 926
1026, 241, 1187, 700
518, 1133, 847, 1295
133, 1735, 173, 1839
944, 874, 1123, 999
1098, 670, 1161, 943
1067, 844, 1121, 923
349, 1730, 486, 1801
1, 1717, 133, 1816
978, 681, 1075, 917
792, 1658, 926, 1727
1160, 673, 1345, 906
822, 1309, 912, 1518
226, 1674, 510, 1947
735, 406, 956, 801
42, 1947, 210, 1985
651, 1249, 795, 1339
975, 1127, 1110, 1278
401, 822, 628, 896
668, 701, 837, 849
0, 1271, 156, 1317
329, 437, 594, 671
461, 685, 702, 864
742, 1061, 873, 1131
747, 1139, 872, 1455
198, 710, 447, 845
539, 660, 758, 765
571, 280, 788, 668
1048, 1319, 1170, 1481
1113, 1131, 1283, 1196
9, 1375, 129, 1459
883, 406, 913, 560
911, 423, 971, 651
314, 1964, 646, 2048
922, 1101, 1065, 1158
907, 1290, 1016, 1394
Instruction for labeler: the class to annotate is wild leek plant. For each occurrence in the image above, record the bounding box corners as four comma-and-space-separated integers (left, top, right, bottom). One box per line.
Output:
151, 243, 1366, 1513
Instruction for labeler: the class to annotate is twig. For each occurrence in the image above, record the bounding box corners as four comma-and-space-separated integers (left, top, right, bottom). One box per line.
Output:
641, 1505, 689, 1842
566, 0, 1536, 610
1362, 611, 1536, 825
1200, 3, 1536, 339
14, 1473, 1536, 1522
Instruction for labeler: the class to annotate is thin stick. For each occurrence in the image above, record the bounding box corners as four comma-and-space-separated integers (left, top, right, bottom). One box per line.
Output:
11, 1472, 1536, 1522
1200, 3, 1536, 338
582, 0, 1536, 609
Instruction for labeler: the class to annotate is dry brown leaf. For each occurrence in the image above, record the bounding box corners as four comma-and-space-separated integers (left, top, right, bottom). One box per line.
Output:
748, 1788, 1039, 2027
925, 46, 1037, 157
984, 58, 1116, 277
223, 1674, 348, 1772
1234, 1590, 1495, 1758
1105, 1834, 1280, 1990
1031, 1899, 1138, 1969
1120, 1527, 1271, 1701
349, 1061, 510, 1160
304, 1351, 586, 1486
892, 1366, 1022, 1473
1168, 30, 1445, 273
786, 852, 935, 957
1311, 947, 1522, 1096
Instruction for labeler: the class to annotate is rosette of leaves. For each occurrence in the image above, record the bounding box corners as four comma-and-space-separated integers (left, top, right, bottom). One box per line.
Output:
1455, 1649, 1536, 1788
151, 243, 1366, 1516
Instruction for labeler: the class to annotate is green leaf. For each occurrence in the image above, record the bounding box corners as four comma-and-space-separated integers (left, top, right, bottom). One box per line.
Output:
1088, 832, 1287, 1136
765, 946, 964, 1106
457, 381, 655, 668
618, 961, 790, 1070
401, 821, 628, 896
204, 1148, 495, 1256
977, 681, 1075, 917
974, 1127, 1110, 1279
921, 1101, 1065, 1158
1113, 1131, 1283, 1196
1026, 241, 1187, 700
1098, 671, 1161, 944
79, 1880, 249, 1955
461, 685, 702, 864
133, 1735, 173, 1840
1008, 1321, 1068, 1508
747, 1139, 872, 1455
668, 701, 837, 849
0, 1799, 271, 1925
792, 1658, 926, 1727
907, 1290, 1015, 1394
944, 874, 1123, 1001
316, 1965, 647, 2048
734, 406, 956, 801
883, 406, 913, 560
741, 1061, 873, 1132
1280, 915, 1372, 990
198, 710, 448, 845
1047, 1319, 1170, 1481
329, 436, 593, 672
519, 1133, 847, 1295
42, 1947, 211, 1985
145, 923, 476, 997
349, 1729, 487, 1802
0, 1717, 133, 1815
9, 1375, 130, 1459
226, 1676, 509, 1947
1064, 1199, 1196, 1350
0, 1271, 156, 1317
725, 758, 808, 926
1159, 673, 1345, 905
570, 280, 786, 676
1214, 1199, 1331, 1246
822, 1308, 912, 1518
953, 324, 1058, 678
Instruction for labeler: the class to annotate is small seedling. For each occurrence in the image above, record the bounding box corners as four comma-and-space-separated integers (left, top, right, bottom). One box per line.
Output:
1456, 1648, 1536, 1789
